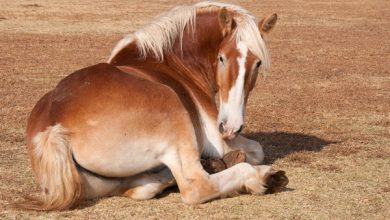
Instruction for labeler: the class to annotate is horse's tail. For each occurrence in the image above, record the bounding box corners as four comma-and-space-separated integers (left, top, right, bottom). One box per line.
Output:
16, 124, 84, 211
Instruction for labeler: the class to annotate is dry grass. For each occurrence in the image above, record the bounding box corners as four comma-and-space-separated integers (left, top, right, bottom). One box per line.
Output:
1, 0, 390, 219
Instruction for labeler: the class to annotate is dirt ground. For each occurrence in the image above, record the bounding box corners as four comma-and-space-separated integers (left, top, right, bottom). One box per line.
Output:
1, 0, 389, 219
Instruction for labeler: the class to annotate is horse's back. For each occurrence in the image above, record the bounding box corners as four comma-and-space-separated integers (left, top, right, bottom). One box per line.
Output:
27, 63, 195, 177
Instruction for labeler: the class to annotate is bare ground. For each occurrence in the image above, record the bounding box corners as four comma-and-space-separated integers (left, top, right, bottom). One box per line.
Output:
1, 0, 389, 219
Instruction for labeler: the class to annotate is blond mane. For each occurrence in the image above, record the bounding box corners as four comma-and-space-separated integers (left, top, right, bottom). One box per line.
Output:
108, 1, 270, 69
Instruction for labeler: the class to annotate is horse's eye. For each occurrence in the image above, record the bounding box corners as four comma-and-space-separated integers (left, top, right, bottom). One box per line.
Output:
218, 56, 224, 64
255, 61, 262, 68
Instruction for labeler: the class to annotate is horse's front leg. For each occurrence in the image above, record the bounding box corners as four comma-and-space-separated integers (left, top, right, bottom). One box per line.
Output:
224, 135, 265, 165
161, 143, 287, 204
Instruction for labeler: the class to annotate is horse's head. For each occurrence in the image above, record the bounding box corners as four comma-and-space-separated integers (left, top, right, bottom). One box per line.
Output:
216, 8, 277, 140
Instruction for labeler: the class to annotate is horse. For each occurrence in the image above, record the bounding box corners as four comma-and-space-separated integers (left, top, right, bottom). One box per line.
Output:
18, 1, 288, 210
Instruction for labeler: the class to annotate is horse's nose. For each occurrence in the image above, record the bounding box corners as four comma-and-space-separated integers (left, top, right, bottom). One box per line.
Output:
218, 123, 243, 135
219, 122, 225, 134
234, 125, 244, 135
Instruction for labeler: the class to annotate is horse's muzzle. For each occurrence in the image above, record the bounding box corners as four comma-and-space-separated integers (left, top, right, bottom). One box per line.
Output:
219, 123, 243, 140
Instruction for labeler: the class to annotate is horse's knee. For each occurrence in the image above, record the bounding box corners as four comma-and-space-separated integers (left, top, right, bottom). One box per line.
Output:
180, 187, 202, 204
179, 178, 219, 204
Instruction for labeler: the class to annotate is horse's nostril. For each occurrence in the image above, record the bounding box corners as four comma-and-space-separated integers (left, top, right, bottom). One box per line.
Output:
219, 123, 225, 134
236, 125, 243, 134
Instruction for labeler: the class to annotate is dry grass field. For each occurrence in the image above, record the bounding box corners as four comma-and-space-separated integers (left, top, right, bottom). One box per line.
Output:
1, 0, 389, 219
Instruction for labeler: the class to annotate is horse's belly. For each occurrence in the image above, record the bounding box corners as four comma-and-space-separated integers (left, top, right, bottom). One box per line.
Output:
72, 136, 168, 178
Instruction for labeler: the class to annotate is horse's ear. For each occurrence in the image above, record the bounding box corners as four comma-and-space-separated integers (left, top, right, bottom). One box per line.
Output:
258, 13, 277, 35
218, 7, 233, 37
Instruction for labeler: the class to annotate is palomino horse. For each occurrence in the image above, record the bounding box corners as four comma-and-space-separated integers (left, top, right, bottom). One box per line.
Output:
19, 1, 288, 210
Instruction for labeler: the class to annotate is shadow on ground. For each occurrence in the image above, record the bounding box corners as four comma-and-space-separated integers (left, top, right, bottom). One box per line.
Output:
245, 132, 337, 164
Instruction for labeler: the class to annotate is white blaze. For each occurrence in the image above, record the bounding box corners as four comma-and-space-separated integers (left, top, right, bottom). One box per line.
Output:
219, 41, 248, 132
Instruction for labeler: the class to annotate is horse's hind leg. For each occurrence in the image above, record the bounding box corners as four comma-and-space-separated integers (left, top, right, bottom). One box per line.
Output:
80, 170, 122, 199
79, 167, 175, 200
119, 167, 175, 200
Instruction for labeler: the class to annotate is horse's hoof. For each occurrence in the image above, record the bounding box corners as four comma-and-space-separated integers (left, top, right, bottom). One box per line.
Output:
223, 150, 246, 168
264, 170, 289, 194
201, 159, 226, 174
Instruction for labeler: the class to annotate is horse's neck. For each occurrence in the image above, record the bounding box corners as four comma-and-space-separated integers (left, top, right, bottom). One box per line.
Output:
164, 12, 222, 114
171, 12, 222, 92
111, 12, 223, 117
164, 54, 218, 117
